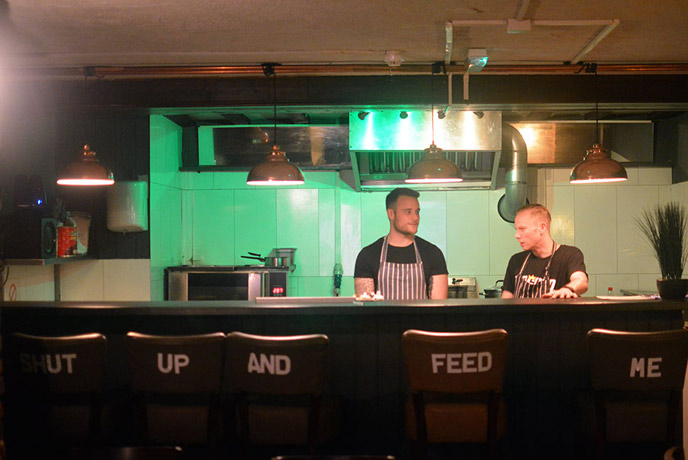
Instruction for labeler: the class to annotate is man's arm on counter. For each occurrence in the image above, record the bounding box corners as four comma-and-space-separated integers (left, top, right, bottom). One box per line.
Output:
355, 278, 375, 296
544, 271, 589, 299
501, 290, 514, 299
429, 274, 448, 299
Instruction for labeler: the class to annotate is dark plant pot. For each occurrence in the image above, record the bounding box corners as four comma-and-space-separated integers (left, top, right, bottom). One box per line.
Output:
656, 278, 688, 300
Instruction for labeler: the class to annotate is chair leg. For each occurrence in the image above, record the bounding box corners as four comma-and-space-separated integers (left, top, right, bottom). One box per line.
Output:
593, 392, 607, 460
307, 395, 322, 455
666, 390, 680, 449
134, 394, 149, 444
207, 395, 220, 460
236, 393, 251, 460
411, 392, 428, 460
486, 391, 500, 460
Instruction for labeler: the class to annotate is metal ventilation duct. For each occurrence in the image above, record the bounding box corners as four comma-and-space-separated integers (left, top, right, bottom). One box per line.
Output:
348, 110, 502, 191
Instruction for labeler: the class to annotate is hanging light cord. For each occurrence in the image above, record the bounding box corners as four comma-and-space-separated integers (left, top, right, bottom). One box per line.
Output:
273, 71, 278, 147
431, 66, 435, 145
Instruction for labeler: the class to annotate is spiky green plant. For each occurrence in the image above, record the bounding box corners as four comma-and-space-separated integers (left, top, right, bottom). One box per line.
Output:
635, 202, 688, 279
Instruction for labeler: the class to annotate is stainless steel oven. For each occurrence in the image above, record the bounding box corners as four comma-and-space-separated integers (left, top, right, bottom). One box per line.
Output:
165, 265, 291, 301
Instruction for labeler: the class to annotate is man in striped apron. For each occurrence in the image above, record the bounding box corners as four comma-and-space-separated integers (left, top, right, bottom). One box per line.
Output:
354, 188, 448, 300
501, 204, 588, 299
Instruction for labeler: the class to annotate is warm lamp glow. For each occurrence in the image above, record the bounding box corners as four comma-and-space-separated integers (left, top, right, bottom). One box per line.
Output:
56, 145, 114, 186
569, 143, 628, 184
405, 143, 463, 184
246, 145, 305, 186
246, 64, 305, 186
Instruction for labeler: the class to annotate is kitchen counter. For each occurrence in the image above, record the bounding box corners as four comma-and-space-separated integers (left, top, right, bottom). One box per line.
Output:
1, 297, 685, 459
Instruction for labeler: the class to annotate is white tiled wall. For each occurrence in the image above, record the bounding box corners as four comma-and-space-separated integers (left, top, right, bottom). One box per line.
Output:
156, 164, 676, 299
2, 259, 151, 301
5, 113, 682, 303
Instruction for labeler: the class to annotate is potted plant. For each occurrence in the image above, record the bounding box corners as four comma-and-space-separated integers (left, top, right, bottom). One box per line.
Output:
635, 201, 688, 300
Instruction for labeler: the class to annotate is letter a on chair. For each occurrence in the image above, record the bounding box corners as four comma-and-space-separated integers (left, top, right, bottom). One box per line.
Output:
225, 332, 331, 456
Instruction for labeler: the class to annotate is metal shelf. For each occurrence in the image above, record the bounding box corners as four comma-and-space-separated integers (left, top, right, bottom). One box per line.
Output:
3, 256, 92, 300
5, 256, 91, 266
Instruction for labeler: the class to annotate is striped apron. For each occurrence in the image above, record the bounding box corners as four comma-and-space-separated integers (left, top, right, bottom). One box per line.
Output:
514, 242, 557, 298
377, 236, 427, 300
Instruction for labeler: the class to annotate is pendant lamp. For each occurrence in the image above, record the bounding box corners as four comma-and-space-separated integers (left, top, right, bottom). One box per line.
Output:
246, 64, 305, 186
56, 145, 115, 186
406, 65, 462, 184
569, 143, 628, 183
569, 66, 627, 184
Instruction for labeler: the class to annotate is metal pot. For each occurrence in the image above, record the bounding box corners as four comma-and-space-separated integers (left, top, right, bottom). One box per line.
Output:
482, 280, 504, 298
241, 252, 292, 268
448, 285, 468, 298
264, 256, 291, 268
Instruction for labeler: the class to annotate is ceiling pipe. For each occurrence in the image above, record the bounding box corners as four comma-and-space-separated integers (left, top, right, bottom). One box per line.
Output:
498, 123, 529, 223
444, 22, 454, 65
6, 63, 688, 80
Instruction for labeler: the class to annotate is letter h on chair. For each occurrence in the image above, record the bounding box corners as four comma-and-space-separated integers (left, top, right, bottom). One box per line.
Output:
225, 332, 330, 457
3, 332, 108, 458
586, 328, 688, 460
126, 332, 226, 455
402, 329, 509, 460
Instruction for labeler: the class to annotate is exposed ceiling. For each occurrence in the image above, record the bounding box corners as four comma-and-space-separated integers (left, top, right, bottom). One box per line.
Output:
2, 0, 688, 70
2, 0, 688, 124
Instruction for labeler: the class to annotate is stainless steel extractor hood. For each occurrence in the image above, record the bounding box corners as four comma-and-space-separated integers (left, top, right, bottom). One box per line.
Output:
349, 110, 502, 191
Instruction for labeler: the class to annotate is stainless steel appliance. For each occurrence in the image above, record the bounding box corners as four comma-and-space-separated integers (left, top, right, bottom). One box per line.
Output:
449, 276, 478, 299
165, 265, 292, 301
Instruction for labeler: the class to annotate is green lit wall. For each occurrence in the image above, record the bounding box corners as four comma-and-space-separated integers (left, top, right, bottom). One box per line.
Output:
150, 115, 683, 301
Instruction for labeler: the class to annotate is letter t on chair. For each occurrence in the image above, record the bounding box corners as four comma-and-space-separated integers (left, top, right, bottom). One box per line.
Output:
402, 329, 509, 460
4, 332, 108, 458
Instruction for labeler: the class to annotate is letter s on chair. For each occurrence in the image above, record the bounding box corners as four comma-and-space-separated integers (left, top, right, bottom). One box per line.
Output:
4, 332, 108, 457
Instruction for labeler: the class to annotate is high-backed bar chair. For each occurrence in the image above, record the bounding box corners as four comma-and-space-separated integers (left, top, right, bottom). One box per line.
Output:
402, 329, 509, 460
585, 328, 688, 460
3, 332, 108, 458
225, 332, 332, 457
126, 332, 225, 455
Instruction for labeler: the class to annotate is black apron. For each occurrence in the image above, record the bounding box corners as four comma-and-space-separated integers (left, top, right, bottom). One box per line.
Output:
514, 242, 558, 298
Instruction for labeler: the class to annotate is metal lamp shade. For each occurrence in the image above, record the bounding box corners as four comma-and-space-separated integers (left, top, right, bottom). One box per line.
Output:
56, 145, 115, 186
246, 145, 305, 186
569, 143, 628, 184
405, 143, 463, 184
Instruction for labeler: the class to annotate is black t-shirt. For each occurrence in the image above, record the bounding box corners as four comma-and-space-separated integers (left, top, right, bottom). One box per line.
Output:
354, 236, 448, 291
503, 244, 587, 297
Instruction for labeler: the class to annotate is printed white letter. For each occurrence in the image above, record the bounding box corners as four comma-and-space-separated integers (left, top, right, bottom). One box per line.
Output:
630, 357, 645, 377
276, 355, 291, 375
647, 357, 662, 378
157, 353, 173, 374
248, 352, 260, 373
431, 354, 445, 373
478, 352, 492, 372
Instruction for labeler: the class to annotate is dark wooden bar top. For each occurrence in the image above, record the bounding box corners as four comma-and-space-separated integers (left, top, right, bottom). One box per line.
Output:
1, 296, 685, 313
1, 297, 686, 459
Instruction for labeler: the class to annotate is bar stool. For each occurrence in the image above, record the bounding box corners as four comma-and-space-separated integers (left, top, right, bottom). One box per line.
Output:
402, 329, 509, 460
68, 445, 184, 460
125, 332, 225, 453
3, 332, 108, 458
225, 332, 331, 456
584, 328, 688, 460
